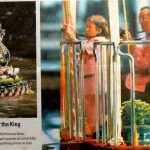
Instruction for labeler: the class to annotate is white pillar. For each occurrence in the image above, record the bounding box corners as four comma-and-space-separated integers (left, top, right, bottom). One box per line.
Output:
107, 0, 123, 145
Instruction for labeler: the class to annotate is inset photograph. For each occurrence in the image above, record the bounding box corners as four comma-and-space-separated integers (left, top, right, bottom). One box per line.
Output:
0, 1, 37, 118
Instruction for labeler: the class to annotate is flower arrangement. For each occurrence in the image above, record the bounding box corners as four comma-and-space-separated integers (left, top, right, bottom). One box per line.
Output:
121, 99, 150, 126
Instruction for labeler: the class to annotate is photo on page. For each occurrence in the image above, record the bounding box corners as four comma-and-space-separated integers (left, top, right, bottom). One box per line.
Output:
0, 1, 42, 150
41, 0, 150, 150
0, 1, 37, 118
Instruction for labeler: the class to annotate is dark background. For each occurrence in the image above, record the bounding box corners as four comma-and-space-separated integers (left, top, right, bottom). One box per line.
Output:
0, 2, 36, 58
0, 2, 37, 118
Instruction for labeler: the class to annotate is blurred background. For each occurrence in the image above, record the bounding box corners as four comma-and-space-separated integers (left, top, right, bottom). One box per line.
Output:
40, 0, 150, 149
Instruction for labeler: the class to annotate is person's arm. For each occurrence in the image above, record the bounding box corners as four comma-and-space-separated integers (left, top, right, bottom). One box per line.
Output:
122, 31, 150, 72
62, 23, 78, 42
121, 30, 137, 53
132, 46, 150, 72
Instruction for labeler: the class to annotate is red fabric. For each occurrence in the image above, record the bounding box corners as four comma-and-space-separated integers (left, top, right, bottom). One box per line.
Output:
131, 45, 150, 74
125, 73, 150, 92
81, 37, 107, 135
85, 94, 96, 134
83, 36, 107, 95
125, 39, 150, 92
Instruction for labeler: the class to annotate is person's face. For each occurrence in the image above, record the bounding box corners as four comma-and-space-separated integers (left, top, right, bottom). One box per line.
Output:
85, 21, 101, 38
139, 9, 150, 33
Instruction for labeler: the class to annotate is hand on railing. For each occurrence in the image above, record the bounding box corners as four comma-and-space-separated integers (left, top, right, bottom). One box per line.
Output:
120, 30, 137, 53
61, 23, 78, 42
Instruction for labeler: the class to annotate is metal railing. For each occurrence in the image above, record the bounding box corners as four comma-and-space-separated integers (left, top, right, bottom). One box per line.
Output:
60, 40, 150, 146
118, 40, 150, 145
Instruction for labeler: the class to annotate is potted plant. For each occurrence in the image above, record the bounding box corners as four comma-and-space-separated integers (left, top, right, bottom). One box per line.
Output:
121, 99, 150, 145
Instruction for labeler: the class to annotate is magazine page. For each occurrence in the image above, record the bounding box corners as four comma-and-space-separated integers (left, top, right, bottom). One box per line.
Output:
41, 0, 150, 150
0, 0, 41, 149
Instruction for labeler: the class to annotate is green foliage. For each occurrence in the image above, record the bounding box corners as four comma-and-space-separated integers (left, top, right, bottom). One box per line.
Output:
121, 100, 150, 125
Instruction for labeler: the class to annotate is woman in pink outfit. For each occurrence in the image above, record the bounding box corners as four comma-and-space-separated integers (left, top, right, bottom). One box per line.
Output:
125, 7, 150, 99
62, 15, 109, 136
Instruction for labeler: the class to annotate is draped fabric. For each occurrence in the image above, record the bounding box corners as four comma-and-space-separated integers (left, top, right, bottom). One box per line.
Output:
60, 0, 76, 138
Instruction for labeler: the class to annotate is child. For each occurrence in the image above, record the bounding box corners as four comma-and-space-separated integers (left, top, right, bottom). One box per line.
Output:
62, 15, 109, 137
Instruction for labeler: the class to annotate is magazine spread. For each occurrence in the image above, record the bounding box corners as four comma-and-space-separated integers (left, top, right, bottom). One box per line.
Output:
0, 0, 150, 150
